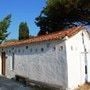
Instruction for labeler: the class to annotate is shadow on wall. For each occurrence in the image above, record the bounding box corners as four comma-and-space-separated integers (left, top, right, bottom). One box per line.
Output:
12, 75, 64, 90
31, 86, 62, 90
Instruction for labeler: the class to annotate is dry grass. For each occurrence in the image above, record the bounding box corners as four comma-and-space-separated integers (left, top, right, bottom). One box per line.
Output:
75, 83, 90, 90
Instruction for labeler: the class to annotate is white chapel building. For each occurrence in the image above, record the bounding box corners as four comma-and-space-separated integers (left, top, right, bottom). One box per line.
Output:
0, 26, 90, 89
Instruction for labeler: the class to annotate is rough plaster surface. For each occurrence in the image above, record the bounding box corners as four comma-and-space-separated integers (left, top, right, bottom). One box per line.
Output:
2, 40, 68, 89
0, 29, 90, 89
66, 30, 90, 89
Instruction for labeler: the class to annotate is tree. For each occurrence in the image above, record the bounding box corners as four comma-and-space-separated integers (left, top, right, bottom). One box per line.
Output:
0, 15, 11, 43
19, 22, 29, 40
35, 0, 90, 35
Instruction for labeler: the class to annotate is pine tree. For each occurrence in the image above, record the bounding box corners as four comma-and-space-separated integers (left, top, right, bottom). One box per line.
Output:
0, 15, 11, 43
35, 0, 90, 35
19, 22, 29, 40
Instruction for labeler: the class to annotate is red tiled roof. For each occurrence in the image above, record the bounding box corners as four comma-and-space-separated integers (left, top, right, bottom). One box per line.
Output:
0, 26, 83, 48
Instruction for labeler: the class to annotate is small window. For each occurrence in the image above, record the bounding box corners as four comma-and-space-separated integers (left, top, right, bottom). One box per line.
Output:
59, 46, 63, 51
12, 47, 14, 50
41, 48, 44, 52
18, 49, 20, 53
53, 47, 56, 51
61, 46, 63, 50
82, 32, 84, 36
2, 49, 3, 51
26, 46, 28, 49
71, 46, 73, 50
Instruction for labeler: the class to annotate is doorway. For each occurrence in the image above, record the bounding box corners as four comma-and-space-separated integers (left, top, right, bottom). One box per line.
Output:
1, 52, 6, 75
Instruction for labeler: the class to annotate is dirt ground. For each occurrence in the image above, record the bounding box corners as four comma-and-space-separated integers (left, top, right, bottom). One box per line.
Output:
75, 83, 90, 90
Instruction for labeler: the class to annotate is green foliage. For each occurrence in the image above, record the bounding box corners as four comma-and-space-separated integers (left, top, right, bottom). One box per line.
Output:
35, 0, 90, 35
0, 15, 11, 43
19, 22, 29, 40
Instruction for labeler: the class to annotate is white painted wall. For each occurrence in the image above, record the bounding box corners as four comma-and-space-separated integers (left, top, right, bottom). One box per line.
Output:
87, 52, 90, 82
4, 40, 68, 89
0, 28, 90, 89
78, 29, 90, 82
66, 29, 90, 89
86, 35, 90, 82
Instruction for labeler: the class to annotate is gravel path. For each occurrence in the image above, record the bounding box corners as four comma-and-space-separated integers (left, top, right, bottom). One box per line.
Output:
0, 76, 62, 90
0, 76, 32, 90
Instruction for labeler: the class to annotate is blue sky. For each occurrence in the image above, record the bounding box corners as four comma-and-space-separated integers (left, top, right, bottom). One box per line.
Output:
0, 0, 46, 39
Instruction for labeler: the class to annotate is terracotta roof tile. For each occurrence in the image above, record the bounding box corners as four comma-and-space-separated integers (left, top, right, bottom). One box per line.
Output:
0, 26, 83, 48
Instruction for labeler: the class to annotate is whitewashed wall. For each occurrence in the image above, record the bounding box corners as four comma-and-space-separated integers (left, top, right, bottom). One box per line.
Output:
87, 52, 90, 82
4, 40, 68, 89
1, 29, 89, 89
66, 29, 90, 89
85, 31, 90, 82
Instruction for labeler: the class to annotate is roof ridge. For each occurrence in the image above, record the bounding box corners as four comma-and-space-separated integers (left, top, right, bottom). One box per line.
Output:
0, 26, 83, 48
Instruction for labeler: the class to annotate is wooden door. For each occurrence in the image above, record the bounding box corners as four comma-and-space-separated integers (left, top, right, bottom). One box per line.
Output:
1, 52, 6, 75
